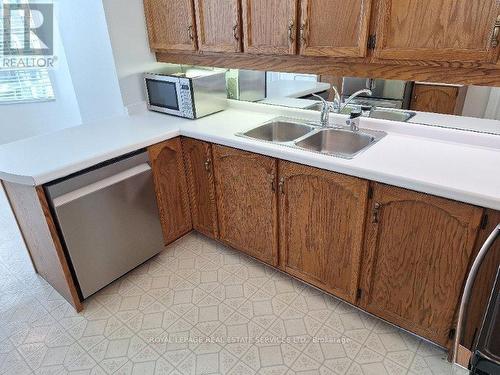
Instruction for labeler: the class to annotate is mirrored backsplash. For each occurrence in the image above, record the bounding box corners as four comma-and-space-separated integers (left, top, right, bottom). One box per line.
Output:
152, 64, 500, 135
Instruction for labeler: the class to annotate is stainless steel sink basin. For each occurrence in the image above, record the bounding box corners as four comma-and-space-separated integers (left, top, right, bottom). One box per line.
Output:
295, 128, 385, 158
237, 116, 386, 159
239, 119, 316, 143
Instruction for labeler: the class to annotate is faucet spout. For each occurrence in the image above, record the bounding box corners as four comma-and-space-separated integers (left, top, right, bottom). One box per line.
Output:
311, 85, 364, 126
330, 86, 341, 112
340, 89, 373, 114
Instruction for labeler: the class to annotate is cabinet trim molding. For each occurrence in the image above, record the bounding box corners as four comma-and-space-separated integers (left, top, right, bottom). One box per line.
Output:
156, 51, 500, 86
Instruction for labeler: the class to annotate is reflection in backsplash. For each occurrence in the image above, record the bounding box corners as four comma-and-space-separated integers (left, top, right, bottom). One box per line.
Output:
150, 64, 500, 135
226, 69, 266, 102
250, 70, 500, 135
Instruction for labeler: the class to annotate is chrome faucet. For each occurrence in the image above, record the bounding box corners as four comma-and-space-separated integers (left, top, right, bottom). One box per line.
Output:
329, 85, 342, 112
311, 87, 372, 127
340, 89, 373, 113
310, 85, 343, 126
311, 94, 333, 127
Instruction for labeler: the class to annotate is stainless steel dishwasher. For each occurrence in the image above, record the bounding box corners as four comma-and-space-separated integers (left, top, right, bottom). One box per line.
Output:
46, 151, 164, 299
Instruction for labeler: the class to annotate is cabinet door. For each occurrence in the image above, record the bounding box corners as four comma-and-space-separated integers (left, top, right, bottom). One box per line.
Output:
241, 0, 298, 55
149, 138, 193, 245
298, 0, 372, 57
279, 161, 369, 303
181, 138, 218, 239
143, 0, 197, 52
212, 145, 278, 266
373, 0, 500, 63
360, 183, 483, 346
194, 0, 241, 53
410, 84, 460, 115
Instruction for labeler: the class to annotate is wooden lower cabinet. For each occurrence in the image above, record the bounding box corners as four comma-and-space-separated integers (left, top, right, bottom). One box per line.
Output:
181, 138, 218, 239
359, 183, 483, 346
212, 145, 279, 265
149, 138, 193, 245
174, 141, 492, 348
278, 161, 369, 303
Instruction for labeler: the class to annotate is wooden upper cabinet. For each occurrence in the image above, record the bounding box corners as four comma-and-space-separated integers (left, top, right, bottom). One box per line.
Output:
241, 0, 298, 55
410, 84, 462, 115
359, 183, 483, 346
278, 161, 369, 303
143, 0, 197, 52
373, 0, 500, 63
181, 138, 219, 239
212, 145, 278, 266
149, 138, 193, 245
298, 0, 372, 58
194, 0, 241, 53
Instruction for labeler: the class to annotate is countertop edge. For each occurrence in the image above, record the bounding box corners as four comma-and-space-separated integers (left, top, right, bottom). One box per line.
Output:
0, 105, 499, 212
0, 129, 181, 187
1, 127, 499, 211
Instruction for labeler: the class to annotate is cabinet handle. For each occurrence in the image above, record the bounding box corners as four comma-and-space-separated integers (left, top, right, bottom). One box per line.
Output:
372, 202, 381, 223
491, 16, 500, 48
188, 25, 194, 41
278, 177, 285, 195
299, 23, 307, 44
271, 175, 276, 192
204, 158, 211, 172
232, 24, 239, 41
287, 21, 295, 43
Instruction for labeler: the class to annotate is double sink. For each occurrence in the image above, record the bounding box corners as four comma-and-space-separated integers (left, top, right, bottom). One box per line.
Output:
237, 117, 386, 159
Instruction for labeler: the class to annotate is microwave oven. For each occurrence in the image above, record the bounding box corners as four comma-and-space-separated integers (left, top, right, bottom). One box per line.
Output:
144, 69, 227, 119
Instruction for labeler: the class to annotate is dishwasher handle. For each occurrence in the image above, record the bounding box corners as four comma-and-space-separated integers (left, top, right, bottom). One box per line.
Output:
53, 163, 152, 207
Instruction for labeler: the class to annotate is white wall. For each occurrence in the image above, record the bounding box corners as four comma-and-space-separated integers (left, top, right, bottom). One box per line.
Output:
57, 0, 125, 122
0, 0, 127, 145
102, 0, 166, 113
0, 21, 81, 145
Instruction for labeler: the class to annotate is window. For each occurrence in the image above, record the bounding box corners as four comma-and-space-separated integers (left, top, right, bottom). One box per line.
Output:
0, 1, 55, 104
0, 69, 54, 103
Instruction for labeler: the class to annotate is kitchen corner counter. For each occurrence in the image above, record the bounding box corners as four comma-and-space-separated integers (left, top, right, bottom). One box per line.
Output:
1, 101, 500, 211
0, 112, 182, 186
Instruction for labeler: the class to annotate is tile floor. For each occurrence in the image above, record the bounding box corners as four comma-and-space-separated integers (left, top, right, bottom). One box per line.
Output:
0, 187, 468, 375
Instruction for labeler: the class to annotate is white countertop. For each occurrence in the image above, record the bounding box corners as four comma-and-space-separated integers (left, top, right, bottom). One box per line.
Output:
0, 112, 181, 186
259, 97, 316, 109
266, 81, 330, 98
1, 100, 500, 211
410, 111, 500, 135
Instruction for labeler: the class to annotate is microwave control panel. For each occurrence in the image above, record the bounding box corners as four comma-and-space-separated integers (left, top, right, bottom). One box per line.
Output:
179, 78, 195, 119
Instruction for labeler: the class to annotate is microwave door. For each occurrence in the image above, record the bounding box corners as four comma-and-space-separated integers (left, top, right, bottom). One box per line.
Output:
145, 75, 183, 116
